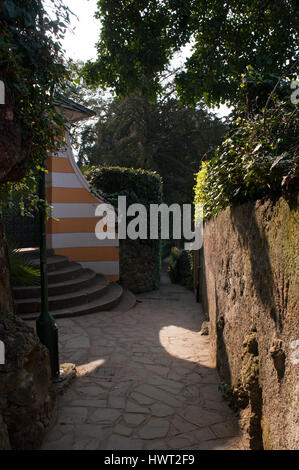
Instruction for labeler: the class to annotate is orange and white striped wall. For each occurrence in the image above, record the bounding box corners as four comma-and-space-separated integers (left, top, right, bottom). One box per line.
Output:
45, 132, 119, 282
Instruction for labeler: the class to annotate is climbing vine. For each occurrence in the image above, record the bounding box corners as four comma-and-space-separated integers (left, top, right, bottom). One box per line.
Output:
0, 0, 71, 211
195, 73, 298, 219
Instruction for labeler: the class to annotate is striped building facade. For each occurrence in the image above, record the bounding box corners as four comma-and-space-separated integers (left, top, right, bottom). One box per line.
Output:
45, 98, 119, 282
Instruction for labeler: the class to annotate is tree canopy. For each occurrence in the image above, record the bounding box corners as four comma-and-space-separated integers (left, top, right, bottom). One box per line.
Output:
195, 79, 298, 219
0, 0, 70, 185
75, 92, 227, 204
83, 0, 298, 106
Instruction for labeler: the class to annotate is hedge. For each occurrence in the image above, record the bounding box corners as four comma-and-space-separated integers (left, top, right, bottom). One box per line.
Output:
168, 247, 193, 289
86, 166, 163, 292
86, 166, 163, 209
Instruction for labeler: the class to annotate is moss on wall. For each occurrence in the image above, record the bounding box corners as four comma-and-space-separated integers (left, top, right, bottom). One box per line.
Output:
201, 196, 299, 450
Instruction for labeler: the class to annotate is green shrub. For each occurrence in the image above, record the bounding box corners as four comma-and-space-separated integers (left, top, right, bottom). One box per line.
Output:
86, 166, 163, 208
161, 240, 174, 260
8, 242, 40, 287
86, 166, 163, 290
194, 79, 298, 220
168, 247, 193, 289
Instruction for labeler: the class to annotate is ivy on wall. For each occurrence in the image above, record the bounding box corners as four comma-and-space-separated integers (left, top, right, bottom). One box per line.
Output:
194, 74, 298, 220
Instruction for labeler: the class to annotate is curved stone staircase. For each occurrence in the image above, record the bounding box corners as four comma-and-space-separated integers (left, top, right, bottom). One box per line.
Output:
14, 249, 135, 321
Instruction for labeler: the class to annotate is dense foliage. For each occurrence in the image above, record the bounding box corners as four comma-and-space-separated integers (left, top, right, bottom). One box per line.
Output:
83, 0, 192, 100
83, 0, 298, 106
0, 0, 70, 209
161, 240, 174, 259
194, 78, 299, 219
8, 241, 40, 286
168, 247, 193, 289
87, 165, 163, 289
76, 92, 226, 204
86, 165, 163, 209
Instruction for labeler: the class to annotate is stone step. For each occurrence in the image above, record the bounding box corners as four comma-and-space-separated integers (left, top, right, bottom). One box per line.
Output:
47, 262, 85, 284
14, 248, 136, 321
19, 248, 55, 259
29, 255, 70, 273
111, 288, 136, 312
20, 283, 124, 320
13, 269, 98, 299
15, 274, 109, 314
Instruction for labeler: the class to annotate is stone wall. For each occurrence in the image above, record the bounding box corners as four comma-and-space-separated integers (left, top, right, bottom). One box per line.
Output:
120, 239, 160, 293
0, 216, 55, 450
200, 196, 299, 450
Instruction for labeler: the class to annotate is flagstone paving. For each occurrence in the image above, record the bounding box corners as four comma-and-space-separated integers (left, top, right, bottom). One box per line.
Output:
41, 265, 247, 450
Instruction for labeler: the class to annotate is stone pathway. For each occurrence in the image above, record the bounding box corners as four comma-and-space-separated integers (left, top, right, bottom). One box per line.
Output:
41, 265, 247, 450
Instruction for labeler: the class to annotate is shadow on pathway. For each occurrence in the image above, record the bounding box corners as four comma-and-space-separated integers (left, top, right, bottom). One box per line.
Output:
41, 261, 247, 450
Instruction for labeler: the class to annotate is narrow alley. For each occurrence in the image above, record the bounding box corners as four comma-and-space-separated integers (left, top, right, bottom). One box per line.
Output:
41, 263, 247, 450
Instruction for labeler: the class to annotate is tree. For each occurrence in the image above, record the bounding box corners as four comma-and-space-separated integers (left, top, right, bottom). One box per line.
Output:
194, 78, 298, 219
83, 0, 298, 106
77, 93, 227, 204
0, 1, 71, 449
0, 0, 70, 186
0, 0, 70, 299
64, 61, 110, 163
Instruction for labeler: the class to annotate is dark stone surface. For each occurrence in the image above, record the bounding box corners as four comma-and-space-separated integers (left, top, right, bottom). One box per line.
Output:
0, 215, 55, 450
54, 363, 76, 396
120, 239, 160, 293
0, 313, 55, 449
200, 321, 209, 336
0, 413, 10, 450
201, 196, 299, 449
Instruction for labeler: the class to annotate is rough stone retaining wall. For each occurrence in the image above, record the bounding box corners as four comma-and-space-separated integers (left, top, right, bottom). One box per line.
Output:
0, 314, 55, 450
120, 239, 160, 293
200, 196, 298, 450
0, 217, 55, 450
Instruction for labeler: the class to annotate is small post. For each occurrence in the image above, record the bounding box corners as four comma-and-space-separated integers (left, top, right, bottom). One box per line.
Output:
196, 257, 201, 303
36, 169, 60, 380
0, 80, 5, 105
